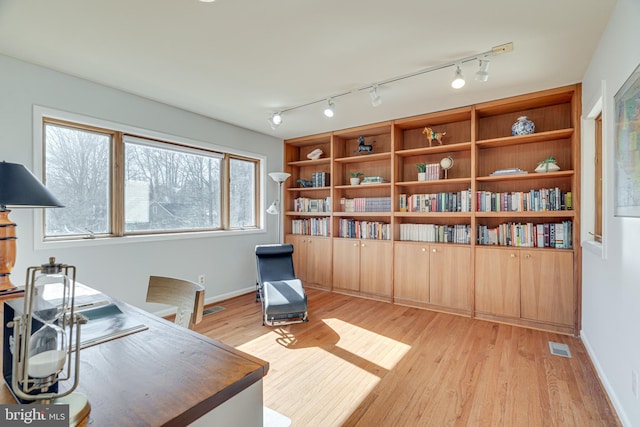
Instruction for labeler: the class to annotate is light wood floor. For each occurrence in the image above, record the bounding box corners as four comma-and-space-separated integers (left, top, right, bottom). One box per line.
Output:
197, 289, 620, 427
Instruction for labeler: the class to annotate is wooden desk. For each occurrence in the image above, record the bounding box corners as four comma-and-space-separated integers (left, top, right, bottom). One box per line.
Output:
1, 297, 269, 426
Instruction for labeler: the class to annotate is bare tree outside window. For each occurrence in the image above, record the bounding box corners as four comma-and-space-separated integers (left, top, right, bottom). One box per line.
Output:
229, 158, 257, 228
44, 123, 111, 237
124, 141, 221, 232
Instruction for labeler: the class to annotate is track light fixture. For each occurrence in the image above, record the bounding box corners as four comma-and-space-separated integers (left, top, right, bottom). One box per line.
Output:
369, 86, 382, 107
268, 112, 282, 130
323, 99, 335, 118
451, 65, 465, 89
475, 59, 490, 82
265, 42, 513, 129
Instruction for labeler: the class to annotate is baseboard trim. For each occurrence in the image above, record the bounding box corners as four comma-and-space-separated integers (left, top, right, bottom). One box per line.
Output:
581, 329, 631, 427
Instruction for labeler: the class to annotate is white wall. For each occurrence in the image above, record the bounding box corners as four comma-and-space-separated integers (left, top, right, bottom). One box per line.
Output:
581, 1, 640, 426
0, 54, 283, 312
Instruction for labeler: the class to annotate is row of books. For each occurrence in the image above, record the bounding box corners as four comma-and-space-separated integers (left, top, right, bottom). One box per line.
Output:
399, 190, 471, 213
310, 172, 329, 187
477, 221, 573, 248
338, 219, 391, 240
476, 188, 572, 212
420, 163, 443, 181
293, 197, 332, 213
399, 223, 471, 244
291, 217, 331, 236
340, 197, 392, 212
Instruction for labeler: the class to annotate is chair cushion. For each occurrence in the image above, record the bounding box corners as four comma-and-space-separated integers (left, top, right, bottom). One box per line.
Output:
263, 279, 307, 315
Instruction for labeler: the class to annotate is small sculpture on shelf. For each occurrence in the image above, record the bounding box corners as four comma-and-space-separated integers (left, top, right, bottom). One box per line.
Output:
355, 136, 374, 154
297, 179, 314, 187
535, 156, 560, 173
306, 148, 323, 160
422, 127, 446, 147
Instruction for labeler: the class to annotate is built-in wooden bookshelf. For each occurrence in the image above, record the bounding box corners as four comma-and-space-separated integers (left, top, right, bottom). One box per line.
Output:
283, 84, 581, 335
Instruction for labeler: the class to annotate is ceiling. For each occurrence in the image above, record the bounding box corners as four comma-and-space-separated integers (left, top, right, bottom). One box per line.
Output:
0, 0, 615, 140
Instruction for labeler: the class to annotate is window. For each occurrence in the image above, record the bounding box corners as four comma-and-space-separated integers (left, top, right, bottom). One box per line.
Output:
229, 157, 258, 228
124, 136, 222, 233
594, 113, 603, 242
42, 118, 261, 240
44, 121, 113, 237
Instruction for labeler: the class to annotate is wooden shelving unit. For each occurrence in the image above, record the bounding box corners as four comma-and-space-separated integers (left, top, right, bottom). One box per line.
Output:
282, 84, 581, 335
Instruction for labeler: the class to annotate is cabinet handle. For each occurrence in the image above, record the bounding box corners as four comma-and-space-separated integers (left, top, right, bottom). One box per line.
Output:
353, 243, 358, 247
361, 243, 365, 247
510, 253, 517, 258
524, 253, 531, 259
422, 248, 426, 252
432, 248, 437, 253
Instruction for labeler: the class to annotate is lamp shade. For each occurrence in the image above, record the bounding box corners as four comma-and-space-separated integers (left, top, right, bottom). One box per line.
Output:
268, 172, 291, 183
0, 161, 63, 209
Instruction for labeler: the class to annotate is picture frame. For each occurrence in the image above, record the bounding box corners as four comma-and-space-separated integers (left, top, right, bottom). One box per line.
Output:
614, 62, 640, 217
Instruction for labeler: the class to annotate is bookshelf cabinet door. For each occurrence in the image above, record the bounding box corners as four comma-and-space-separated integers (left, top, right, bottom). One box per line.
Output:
520, 251, 574, 325
286, 235, 308, 282
475, 247, 521, 318
360, 240, 393, 297
393, 242, 429, 303
333, 239, 361, 291
306, 237, 333, 289
430, 246, 471, 310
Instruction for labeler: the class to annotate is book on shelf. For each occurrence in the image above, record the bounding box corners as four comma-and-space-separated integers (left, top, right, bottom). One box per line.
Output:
340, 197, 391, 212
399, 223, 471, 244
361, 176, 386, 185
311, 171, 329, 187
476, 188, 570, 212
477, 221, 572, 248
338, 219, 390, 240
489, 168, 528, 176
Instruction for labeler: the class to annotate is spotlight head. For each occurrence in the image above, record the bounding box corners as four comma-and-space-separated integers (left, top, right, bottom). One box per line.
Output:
268, 112, 282, 130
451, 65, 465, 89
324, 99, 335, 118
475, 59, 490, 82
369, 86, 382, 107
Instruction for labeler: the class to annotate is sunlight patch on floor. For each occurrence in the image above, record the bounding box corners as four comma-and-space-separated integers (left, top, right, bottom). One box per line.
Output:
234, 319, 412, 426
323, 318, 412, 370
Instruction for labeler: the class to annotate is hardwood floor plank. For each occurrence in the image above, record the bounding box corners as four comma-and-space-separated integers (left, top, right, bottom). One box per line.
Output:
196, 289, 620, 427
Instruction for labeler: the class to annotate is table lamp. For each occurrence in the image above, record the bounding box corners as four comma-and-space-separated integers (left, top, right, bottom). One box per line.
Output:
0, 161, 63, 292
266, 172, 290, 244
9, 258, 90, 425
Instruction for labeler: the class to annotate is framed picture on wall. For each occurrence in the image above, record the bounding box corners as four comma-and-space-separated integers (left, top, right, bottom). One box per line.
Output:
614, 62, 640, 217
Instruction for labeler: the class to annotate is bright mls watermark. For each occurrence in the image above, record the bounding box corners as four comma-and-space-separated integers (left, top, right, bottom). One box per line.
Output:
0, 404, 68, 426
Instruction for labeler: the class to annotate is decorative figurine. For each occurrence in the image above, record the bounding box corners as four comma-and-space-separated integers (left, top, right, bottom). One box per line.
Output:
355, 136, 374, 154
307, 148, 323, 160
535, 156, 560, 173
297, 179, 314, 187
422, 127, 446, 147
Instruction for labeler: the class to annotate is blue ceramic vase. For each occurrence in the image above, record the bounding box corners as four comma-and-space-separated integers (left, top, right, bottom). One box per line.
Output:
511, 116, 535, 136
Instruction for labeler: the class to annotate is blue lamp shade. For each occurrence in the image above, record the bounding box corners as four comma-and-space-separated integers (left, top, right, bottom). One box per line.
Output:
0, 161, 63, 209
0, 161, 63, 292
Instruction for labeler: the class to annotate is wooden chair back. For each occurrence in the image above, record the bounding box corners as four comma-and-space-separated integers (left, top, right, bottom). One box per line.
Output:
147, 276, 205, 330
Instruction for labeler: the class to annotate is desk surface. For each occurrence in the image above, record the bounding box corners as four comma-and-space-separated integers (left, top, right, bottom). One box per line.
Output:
1, 296, 269, 427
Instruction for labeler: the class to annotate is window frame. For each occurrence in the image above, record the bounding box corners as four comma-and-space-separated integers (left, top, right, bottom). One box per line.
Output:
33, 106, 265, 249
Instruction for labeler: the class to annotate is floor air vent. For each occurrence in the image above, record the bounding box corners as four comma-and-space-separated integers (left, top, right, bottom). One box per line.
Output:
549, 341, 572, 358
203, 306, 225, 316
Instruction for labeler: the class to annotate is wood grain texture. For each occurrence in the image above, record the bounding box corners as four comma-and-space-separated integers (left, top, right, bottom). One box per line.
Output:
200, 289, 620, 427
1, 300, 268, 427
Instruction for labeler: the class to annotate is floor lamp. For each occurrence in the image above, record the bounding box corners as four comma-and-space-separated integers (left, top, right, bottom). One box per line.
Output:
0, 161, 63, 292
266, 172, 290, 244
